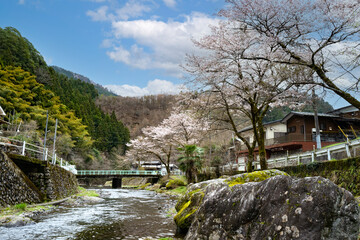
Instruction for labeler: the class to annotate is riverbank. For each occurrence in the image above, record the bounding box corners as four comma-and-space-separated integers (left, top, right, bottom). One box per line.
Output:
1, 187, 181, 240
0, 187, 103, 228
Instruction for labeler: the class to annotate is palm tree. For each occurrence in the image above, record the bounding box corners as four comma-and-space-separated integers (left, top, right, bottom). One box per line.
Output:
177, 144, 204, 183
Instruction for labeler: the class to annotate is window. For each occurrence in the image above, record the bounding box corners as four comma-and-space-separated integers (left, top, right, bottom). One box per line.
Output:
300, 125, 304, 134
288, 126, 296, 133
320, 123, 326, 131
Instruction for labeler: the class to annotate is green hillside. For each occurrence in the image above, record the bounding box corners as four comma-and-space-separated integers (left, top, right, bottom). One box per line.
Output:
0, 26, 130, 167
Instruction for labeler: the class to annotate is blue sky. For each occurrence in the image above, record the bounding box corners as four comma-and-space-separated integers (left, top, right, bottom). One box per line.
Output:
0, 0, 225, 97
0, 0, 355, 108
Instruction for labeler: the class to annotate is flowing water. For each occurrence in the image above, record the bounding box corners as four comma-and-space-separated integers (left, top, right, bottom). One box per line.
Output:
0, 189, 179, 240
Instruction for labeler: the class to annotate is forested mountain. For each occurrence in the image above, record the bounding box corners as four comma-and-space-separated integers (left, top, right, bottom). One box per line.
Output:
0, 65, 92, 149
51, 66, 116, 97
0, 26, 129, 168
263, 98, 334, 122
96, 95, 176, 137
0, 27, 47, 74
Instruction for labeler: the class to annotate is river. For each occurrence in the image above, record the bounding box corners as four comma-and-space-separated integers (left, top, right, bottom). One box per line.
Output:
0, 189, 180, 240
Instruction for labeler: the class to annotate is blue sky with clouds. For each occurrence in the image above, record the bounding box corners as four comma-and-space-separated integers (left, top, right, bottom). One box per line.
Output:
0, 0, 355, 108
0, 0, 225, 97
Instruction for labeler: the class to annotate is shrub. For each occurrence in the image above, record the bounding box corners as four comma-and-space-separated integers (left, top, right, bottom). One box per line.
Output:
166, 179, 186, 189
14, 203, 27, 211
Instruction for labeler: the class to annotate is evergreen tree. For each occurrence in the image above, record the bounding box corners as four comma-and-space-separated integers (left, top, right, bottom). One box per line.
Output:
0, 26, 130, 159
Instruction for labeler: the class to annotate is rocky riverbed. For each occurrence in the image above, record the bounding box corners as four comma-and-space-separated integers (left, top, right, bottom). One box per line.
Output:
0, 194, 105, 228
0, 188, 179, 240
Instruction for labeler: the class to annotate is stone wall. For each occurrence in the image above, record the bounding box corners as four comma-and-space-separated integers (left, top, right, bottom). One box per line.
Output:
0, 151, 42, 207
45, 164, 78, 200
0, 151, 79, 207
279, 156, 360, 196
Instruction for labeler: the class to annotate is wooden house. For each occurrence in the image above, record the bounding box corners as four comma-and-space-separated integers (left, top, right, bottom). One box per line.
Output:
236, 108, 360, 168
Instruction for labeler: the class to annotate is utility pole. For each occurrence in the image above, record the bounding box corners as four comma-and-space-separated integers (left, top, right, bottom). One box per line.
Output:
43, 111, 49, 161
312, 88, 321, 149
52, 118, 58, 161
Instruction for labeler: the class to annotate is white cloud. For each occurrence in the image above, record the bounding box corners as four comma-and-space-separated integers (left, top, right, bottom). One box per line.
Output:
101, 39, 114, 48
87, 0, 153, 22
116, 0, 152, 20
86, 1, 219, 76
163, 0, 176, 8
107, 12, 218, 76
105, 79, 185, 97
18, 0, 25, 5
87, 6, 113, 21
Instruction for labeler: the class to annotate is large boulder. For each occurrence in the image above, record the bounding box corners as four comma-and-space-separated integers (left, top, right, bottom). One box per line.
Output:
174, 169, 288, 235
175, 171, 360, 240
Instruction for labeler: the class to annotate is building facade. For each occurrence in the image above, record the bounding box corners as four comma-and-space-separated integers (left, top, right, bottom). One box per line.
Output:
236, 107, 360, 170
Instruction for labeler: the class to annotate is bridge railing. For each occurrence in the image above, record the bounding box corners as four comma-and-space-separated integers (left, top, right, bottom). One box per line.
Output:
77, 170, 161, 176
0, 136, 76, 174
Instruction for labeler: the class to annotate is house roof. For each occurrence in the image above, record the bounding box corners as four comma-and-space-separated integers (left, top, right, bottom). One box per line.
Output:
281, 111, 339, 123
238, 119, 283, 133
0, 105, 5, 116
327, 105, 359, 114
238, 110, 350, 134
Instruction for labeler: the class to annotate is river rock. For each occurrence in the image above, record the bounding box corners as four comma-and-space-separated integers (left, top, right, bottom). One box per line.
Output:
180, 173, 360, 240
80, 196, 105, 204
0, 215, 35, 227
174, 169, 288, 235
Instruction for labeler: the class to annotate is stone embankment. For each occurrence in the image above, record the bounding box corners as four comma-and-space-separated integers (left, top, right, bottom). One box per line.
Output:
0, 150, 78, 207
0, 151, 42, 206
174, 170, 360, 239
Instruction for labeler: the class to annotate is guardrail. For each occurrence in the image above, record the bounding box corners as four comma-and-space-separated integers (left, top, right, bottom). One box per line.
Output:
0, 136, 76, 174
238, 138, 360, 170
77, 170, 161, 176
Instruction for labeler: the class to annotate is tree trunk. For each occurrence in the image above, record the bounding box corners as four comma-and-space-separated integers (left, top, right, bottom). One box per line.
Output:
258, 124, 268, 170
166, 164, 171, 178
187, 160, 194, 183
253, 114, 268, 170
247, 150, 254, 173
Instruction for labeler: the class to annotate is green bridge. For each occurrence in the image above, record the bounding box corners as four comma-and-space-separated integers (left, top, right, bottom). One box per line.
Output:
76, 170, 161, 188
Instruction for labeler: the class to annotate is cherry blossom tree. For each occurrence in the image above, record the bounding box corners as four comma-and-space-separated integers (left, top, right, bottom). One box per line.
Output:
161, 110, 210, 147
127, 129, 175, 177
220, 0, 360, 109
183, 21, 307, 171
127, 110, 210, 177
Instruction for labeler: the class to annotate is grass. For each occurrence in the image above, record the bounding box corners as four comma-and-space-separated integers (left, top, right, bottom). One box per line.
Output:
76, 187, 100, 197
169, 186, 187, 195
321, 142, 346, 149
0, 204, 51, 218
322, 137, 360, 149
170, 175, 187, 184
14, 203, 27, 211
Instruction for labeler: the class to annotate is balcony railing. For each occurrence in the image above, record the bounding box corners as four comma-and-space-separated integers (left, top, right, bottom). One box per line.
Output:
237, 130, 359, 151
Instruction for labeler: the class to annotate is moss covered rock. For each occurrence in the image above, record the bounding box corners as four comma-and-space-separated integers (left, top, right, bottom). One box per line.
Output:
138, 183, 151, 190
180, 173, 360, 240
174, 170, 288, 234
166, 179, 186, 189
226, 169, 289, 187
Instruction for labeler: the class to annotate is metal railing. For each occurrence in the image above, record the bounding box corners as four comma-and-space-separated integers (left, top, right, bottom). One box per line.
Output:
0, 136, 76, 174
77, 170, 161, 176
237, 138, 360, 170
